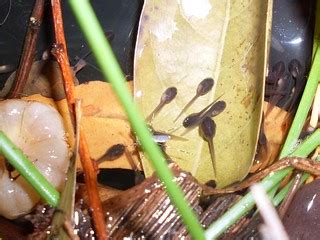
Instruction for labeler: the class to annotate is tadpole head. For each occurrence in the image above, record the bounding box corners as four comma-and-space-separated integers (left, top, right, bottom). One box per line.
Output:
5, 159, 15, 173
182, 112, 200, 128
281, 72, 292, 87
288, 59, 302, 78
197, 78, 214, 96
105, 31, 115, 42
200, 117, 216, 141
272, 61, 285, 79
161, 87, 178, 104
258, 129, 267, 145
104, 144, 126, 161
210, 101, 226, 117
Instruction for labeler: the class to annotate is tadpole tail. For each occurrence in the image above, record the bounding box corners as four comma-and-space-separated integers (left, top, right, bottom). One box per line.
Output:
203, 157, 319, 196
208, 138, 216, 176
180, 127, 192, 136
173, 95, 197, 122
167, 125, 182, 134
124, 149, 145, 184
146, 102, 165, 123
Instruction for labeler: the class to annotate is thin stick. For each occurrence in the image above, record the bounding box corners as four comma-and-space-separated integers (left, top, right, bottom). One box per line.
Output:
50, 100, 81, 240
8, 0, 45, 98
0, 131, 59, 206
272, 173, 309, 206
272, 147, 320, 207
50, 1, 107, 239
205, 128, 320, 239
69, 1, 205, 239
50, 0, 75, 109
278, 171, 302, 219
203, 157, 320, 195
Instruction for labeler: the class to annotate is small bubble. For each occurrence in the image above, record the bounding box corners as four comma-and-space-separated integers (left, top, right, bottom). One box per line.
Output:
144, 189, 151, 193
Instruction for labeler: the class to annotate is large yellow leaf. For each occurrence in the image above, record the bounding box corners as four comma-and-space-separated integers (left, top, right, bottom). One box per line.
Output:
134, 0, 272, 187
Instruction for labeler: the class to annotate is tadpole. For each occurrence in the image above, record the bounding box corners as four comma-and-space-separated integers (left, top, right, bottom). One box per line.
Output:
288, 59, 302, 79
182, 99, 225, 128
97, 144, 126, 164
200, 117, 217, 175
210, 100, 226, 117
285, 59, 304, 112
146, 87, 177, 122
174, 77, 214, 122
124, 149, 145, 184
72, 30, 115, 73
272, 61, 285, 81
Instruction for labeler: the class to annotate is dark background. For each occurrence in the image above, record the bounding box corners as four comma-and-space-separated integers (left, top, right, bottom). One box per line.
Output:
0, 0, 143, 84
0, 0, 315, 86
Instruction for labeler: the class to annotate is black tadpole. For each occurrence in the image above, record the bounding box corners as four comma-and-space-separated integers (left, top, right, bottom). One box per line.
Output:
97, 144, 126, 164
209, 100, 226, 117
272, 61, 285, 80
146, 87, 177, 122
200, 117, 217, 175
174, 78, 214, 122
182, 99, 226, 129
288, 59, 302, 79
73, 30, 115, 72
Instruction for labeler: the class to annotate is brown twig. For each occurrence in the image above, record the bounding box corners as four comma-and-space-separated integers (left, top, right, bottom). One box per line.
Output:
64, 220, 80, 240
50, 0, 107, 239
8, 0, 45, 98
278, 171, 302, 219
203, 157, 320, 195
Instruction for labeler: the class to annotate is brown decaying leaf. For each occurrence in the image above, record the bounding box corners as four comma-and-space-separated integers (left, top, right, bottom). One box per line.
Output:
251, 101, 292, 172
77, 183, 122, 204
1, 60, 79, 100
23, 81, 140, 171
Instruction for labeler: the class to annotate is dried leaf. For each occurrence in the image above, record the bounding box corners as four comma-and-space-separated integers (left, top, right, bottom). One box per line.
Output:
134, 0, 272, 186
77, 184, 122, 203
23, 81, 140, 170
1, 60, 78, 100
251, 102, 292, 172
74, 81, 140, 170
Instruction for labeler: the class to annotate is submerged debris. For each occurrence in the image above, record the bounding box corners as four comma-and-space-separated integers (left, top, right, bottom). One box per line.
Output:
102, 165, 238, 239
23, 166, 240, 239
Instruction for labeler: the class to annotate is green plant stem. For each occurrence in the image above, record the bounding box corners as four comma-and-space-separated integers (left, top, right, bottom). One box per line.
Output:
312, 0, 320, 59
0, 131, 59, 206
205, 129, 320, 239
273, 154, 320, 205
69, 1, 205, 239
279, 47, 320, 158
272, 173, 309, 206
206, 44, 320, 239
267, 184, 279, 199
